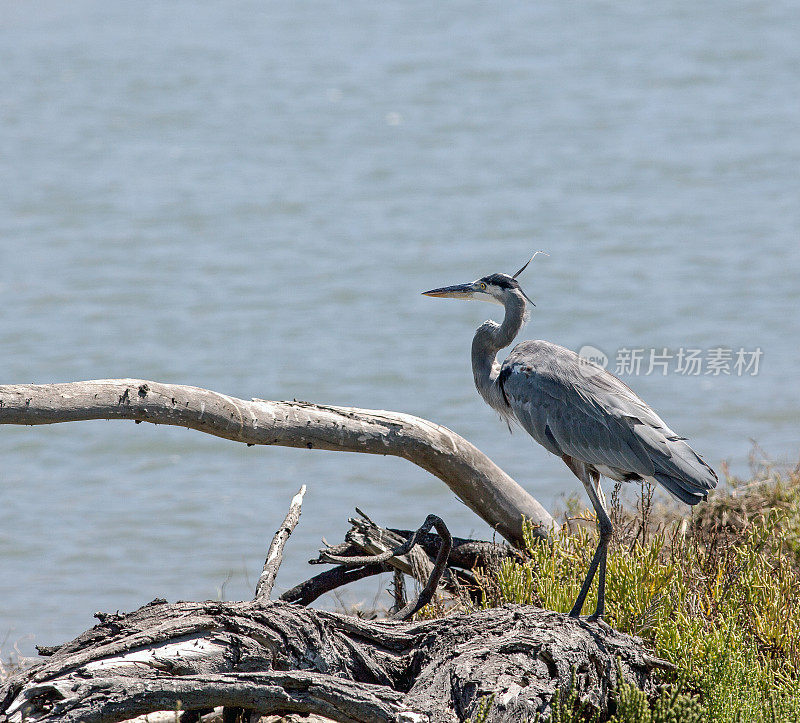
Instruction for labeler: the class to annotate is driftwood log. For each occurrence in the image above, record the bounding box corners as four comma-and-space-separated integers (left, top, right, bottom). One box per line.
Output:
0, 494, 671, 723
0, 379, 554, 544
0, 599, 671, 723
0, 381, 671, 721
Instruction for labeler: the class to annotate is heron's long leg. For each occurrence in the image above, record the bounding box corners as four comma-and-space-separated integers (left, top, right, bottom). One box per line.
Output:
568, 531, 606, 618
590, 538, 609, 622
563, 459, 612, 620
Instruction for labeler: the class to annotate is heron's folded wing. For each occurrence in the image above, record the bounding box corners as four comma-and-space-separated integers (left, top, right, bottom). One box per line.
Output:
499, 347, 655, 477
499, 341, 717, 502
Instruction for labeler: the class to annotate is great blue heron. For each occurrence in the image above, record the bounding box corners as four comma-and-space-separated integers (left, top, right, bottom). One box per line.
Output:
423, 255, 717, 621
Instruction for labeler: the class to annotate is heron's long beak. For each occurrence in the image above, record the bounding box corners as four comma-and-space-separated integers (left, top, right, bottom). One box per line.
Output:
421, 283, 475, 299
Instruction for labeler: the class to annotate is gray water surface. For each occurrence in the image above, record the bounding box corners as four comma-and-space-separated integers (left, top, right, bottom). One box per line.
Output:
1, 1, 799, 658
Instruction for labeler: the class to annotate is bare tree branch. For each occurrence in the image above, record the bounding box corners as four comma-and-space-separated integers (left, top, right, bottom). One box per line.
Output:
318, 514, 444, 588
283, 510, 495, 607
391, 515, 451, 620
312, 514, 519, 579
279, 562, 392, 607
254, 485, 306, 601
0, 379, 555, 544
385, 529, 523, 570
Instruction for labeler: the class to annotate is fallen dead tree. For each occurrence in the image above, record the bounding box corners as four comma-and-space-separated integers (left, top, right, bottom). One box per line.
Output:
0, 597, 673, 723
0, 493, 672, 723
0, 381, 672, 721
0, 379, 553, 544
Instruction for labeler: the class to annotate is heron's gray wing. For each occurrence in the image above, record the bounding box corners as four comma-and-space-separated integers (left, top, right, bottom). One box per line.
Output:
498, 345, 655, 476
498, 340, 717, 504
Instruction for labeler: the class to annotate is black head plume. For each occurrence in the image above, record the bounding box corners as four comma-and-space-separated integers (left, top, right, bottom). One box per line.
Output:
512, 250, 548, 279
509, 251, 547, 306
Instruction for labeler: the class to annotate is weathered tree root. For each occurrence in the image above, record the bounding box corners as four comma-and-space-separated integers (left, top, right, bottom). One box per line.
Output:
323, 513, 453, 621
0, 599, 672, 723
280, 510, 520, 608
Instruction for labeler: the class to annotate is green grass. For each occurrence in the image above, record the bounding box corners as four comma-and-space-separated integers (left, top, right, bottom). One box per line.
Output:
473, 459, 800, 722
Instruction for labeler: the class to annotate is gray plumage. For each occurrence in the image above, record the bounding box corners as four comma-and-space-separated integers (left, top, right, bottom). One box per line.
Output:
497, 340, 716, 505
423, 259, 717, 620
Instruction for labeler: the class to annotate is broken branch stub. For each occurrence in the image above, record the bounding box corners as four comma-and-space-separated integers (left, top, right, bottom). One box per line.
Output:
254, 484, 307, 601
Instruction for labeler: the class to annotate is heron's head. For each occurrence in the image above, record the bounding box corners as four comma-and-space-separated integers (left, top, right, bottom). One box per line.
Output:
421, 253, 544, 309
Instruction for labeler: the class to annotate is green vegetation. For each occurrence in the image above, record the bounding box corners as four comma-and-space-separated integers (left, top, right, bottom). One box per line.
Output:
475, 459, 800, 722
534, 669, 704, 723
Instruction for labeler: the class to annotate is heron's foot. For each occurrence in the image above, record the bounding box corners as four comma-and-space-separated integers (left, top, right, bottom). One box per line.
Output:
567, 608, 603, 623
568, 604, 583, 619
569, 611, 609, 630
587, 598, 606, 622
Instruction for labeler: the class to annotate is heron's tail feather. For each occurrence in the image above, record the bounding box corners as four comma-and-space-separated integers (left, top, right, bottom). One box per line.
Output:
651, 439, 718, 506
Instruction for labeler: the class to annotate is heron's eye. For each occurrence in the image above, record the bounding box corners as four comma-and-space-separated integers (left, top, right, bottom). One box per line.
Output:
480, 283, 487, 290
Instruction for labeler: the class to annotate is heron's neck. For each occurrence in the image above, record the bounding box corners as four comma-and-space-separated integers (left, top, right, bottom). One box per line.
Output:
472, 290, 526, 410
